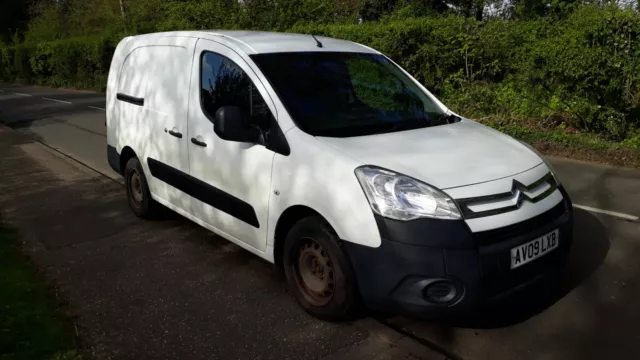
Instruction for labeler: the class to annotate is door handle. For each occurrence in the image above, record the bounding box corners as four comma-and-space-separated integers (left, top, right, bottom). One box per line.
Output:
191, 137, 207, 147
166, 129, 183, 138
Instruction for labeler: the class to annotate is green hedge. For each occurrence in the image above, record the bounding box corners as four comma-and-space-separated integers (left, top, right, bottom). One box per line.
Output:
0, 37, 114, 91
1, 6, 639, 139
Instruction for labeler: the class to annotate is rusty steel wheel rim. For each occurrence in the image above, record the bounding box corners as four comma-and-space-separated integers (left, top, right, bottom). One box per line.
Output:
292, 237, 335, 306
129, 169, 143, 204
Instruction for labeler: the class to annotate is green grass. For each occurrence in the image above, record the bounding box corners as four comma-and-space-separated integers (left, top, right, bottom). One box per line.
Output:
0, 221, 81, 360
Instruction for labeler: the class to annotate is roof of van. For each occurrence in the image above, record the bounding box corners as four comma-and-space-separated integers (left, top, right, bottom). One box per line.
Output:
128, 30, 379, 55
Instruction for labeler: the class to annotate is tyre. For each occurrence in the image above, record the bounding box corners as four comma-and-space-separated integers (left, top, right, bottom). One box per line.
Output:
124, 157, 161, 219
283, 216, 357, 321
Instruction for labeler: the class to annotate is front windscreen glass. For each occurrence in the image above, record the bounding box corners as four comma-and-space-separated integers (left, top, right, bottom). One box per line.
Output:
251, 52, 452, 137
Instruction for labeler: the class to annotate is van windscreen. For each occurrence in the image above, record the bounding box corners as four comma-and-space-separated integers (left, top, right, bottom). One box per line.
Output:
250, 52, 452, 138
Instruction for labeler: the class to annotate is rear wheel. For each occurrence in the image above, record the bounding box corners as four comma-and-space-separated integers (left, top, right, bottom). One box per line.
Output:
283, 216, 357, 321
124, 157, 161, 219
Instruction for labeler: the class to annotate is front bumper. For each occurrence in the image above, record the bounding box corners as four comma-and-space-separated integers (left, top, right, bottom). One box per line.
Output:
342, 186, 574, 318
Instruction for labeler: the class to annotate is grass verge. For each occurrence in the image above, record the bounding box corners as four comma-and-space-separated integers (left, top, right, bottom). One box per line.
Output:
0, 220, 81, 360
477, 116, 640, 169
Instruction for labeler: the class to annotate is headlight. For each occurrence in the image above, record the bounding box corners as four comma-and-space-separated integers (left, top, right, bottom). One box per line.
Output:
518, 140, 560, 184
355, 166, 461, 221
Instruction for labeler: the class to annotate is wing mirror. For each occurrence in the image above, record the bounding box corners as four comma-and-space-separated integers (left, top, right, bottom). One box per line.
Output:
214, 106, 261, 143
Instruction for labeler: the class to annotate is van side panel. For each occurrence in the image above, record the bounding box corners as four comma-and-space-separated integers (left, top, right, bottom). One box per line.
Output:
107, 35, 197, 212
267, 127, 382, 249
106, 36, 133, 159
135, 41, 195, 208
115, 46, 150, 166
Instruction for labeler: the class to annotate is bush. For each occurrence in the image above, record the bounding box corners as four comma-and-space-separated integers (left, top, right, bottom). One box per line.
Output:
509, 6, 640, 138
0, 37, 114, 90
12, 44, 35, 82
0, 46, 14, 80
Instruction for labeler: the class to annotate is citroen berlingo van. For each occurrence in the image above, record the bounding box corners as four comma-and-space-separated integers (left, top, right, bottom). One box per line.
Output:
106, 31, 573, 320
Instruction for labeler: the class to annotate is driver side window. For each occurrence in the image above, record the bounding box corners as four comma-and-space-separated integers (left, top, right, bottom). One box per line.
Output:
200, 51, 272, 130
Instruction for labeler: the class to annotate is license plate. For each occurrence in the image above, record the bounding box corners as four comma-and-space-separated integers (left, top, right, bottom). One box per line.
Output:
510, 229, 559, 269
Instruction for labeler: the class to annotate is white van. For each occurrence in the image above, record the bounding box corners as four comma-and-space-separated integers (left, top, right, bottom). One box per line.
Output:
106, 31, 573, 320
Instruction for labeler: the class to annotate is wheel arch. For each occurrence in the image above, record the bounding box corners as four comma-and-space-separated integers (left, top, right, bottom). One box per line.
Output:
119, 146, 137, 175
273, 205, 337, 269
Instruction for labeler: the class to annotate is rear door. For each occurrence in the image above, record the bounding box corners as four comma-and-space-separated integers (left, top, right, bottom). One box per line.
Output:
185, 38, 278, 252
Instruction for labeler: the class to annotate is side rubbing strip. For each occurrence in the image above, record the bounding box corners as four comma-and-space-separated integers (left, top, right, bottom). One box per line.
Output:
147, 158, 260, 228
116, 93, 144, 106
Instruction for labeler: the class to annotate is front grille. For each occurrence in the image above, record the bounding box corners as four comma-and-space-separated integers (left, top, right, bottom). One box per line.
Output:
473, 200, 567, 246
457, 172, 557, 219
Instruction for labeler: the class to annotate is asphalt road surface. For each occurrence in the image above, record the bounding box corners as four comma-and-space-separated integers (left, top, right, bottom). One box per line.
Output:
1, 84, 640, 360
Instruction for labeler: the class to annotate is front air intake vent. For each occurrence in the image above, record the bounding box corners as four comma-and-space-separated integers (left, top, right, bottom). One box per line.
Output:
473, 200, 566, 246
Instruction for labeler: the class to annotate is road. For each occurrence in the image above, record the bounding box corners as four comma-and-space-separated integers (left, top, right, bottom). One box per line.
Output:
1, 84, 640, 360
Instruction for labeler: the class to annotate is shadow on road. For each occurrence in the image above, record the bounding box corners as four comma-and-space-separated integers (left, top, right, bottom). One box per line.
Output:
381, 208, 613, 360
446, 208, 610, 329
8, 116, 69, 130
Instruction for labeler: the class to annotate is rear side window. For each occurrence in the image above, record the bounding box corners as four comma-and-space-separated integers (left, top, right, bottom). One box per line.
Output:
200, 51, 272, 129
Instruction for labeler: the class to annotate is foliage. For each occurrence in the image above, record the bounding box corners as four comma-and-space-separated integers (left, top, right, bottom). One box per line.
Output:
0, 0, 30, 44
1, 37, 114, 90
359, 0, 403, 21
19, 0, 365, 39
12, 44, 34, 82
25, 0, 125, 43
1, 3, 640, 142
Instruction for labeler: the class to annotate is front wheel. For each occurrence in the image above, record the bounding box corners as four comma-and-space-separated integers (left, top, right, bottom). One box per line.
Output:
283, 216, 358, 321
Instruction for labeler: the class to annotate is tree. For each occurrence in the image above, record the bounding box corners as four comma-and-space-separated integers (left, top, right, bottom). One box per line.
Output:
359, 0, 402, 21
0, 0, 32, 43
451, 0, 486, 20
509, 0, 581, 19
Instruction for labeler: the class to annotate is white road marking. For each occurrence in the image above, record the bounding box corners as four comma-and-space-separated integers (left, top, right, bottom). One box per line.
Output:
42, 97, 72, 104
88, 106, 105, 111
574, 204, 639, 221
14, 92, 32, 97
